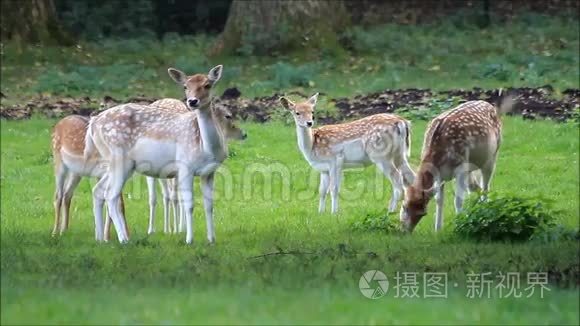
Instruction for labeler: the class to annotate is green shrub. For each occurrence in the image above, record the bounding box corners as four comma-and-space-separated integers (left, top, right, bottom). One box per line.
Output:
453, 193, 557, 242
531, 225, 580, 243
351, 212, 401, 233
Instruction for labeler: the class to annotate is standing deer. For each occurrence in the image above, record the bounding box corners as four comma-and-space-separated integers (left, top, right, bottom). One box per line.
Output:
400, 99, 513, 232
119, 98, 246, 238
279, 93, 415, 214
85, 65, 236, 244
51, 115, 127, 238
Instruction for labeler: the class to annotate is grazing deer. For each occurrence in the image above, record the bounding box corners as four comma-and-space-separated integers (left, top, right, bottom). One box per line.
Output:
400, 99, 514, 232
280, 93, 415, 214
86, 65, 238, 244
51, 115, 127, 238
114, 98, 246, 238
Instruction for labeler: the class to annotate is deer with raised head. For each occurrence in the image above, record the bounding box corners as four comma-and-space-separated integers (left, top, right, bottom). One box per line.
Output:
116, 98, 246, 238
279, 93, 415, 214
86, 65, 238, 244
51, 115, 127, 238
400, 98, 514, 232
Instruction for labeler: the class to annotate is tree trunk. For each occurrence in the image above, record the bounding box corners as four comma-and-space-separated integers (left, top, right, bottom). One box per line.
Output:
210, 0, 350, 56
1, 0, 73, 46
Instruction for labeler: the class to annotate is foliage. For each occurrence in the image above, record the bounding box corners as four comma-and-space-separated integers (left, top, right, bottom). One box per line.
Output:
397, 97, 463, 121
257, 61, 318, 90
531, 224, 580, 243
1, 14, 578, 100
55, 0, 232, 40
350, 212, 401, 233
32, 64, 157, 95
56, 0, 157, 40
453, 193, 558, 242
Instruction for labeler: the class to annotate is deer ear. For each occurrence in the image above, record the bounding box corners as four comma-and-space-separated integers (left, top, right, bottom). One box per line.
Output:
279, 97, 295, 110
307, 93, 319, 106
168, 68, 187, 84
208, 65, 223, 83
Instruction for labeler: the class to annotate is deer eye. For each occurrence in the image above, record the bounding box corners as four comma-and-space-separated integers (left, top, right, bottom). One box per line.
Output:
225, 115, 232, 120
204, 83, 211, 89
183, 85, 187, 90
295, 112, 300, 116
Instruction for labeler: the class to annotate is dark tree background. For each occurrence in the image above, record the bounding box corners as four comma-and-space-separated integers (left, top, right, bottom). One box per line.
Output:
210, 0, 350, 56
1, 0, 577, 51
1, 0, 73, 45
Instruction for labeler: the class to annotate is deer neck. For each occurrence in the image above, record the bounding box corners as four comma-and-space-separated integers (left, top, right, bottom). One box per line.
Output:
414, 161, 437, 199
196, 103, 226, 160
295, 125, 315, 160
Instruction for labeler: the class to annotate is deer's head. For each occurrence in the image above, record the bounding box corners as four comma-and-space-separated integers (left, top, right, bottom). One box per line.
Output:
214, 106, 247, 141
167, 65, 223, 110
279, 93, 318, 128
400, 168, 436, 232
399, 184, 429, 232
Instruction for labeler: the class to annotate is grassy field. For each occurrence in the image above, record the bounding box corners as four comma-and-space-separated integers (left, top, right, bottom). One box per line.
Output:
1, 117, 578, 324
1, 12, 579, 325
1, 13, 578, 104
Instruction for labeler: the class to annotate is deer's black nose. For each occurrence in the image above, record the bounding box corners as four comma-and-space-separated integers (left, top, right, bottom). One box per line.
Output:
306, 121, 313, 127
188, 98, 199, 107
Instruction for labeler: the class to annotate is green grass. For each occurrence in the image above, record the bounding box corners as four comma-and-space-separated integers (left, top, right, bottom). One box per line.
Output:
1, 11, 579, 325
1, 117, 578, 324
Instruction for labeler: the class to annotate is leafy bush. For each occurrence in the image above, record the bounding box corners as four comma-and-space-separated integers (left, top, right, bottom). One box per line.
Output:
478, 63, 512, 82
351, 212, 401, 233
531, 225, 580, 243
453, 193, 557, 242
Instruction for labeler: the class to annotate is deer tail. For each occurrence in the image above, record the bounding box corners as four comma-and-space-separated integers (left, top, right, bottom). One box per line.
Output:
496, 89, 516, 116
84, 117, 97, 161
397, 119, 412, 158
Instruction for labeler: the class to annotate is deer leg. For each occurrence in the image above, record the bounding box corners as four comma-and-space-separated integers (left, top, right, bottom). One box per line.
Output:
60, 173, 82, 234
159, 179, 171, 234
178, 172, 195, 244
105, 158, 133, 244
434, 182, 445, 231
375, 160, 404, 213
318, 172, 330, 213
454, 172, 468, 214
119, 193, 128, 237
146, 177, 157, 235
201, 172, 216, 244
329, 159, 343, 214
169, 179, 183, 233
103, 206, 110, 242
52, 164, 67, 236
396, 155, 416, 187
169, 180, 178, 234
480, 152, 499, 200
468, 170, 483, 193
103, 193, 127, 242
92, 175, 108, 242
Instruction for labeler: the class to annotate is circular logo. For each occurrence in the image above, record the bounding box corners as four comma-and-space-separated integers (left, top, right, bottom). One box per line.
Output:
359, 270, 389, 299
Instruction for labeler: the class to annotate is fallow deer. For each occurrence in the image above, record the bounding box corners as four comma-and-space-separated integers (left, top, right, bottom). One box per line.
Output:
400, 98, 514, 232
85, 65, 238, 244
51, 115, 127, 238
114, 98, 246, 238
280, 93, 415, 214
